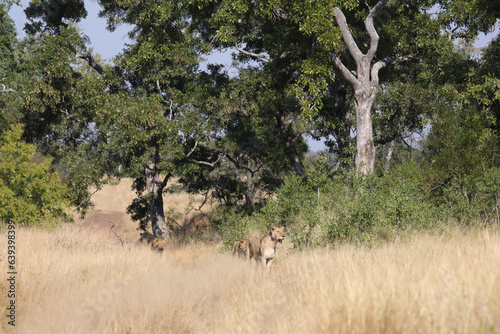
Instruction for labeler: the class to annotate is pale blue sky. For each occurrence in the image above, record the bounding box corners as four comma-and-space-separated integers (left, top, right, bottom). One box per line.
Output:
8, 0, 235, 65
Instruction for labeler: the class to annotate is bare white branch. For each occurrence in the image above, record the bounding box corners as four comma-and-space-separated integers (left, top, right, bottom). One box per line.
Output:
187, 153, 224, 167
1, 84, 18, 93
332, 7, 363, 66
185, 140, 198, 159
371, 55, 415, 86
331, 54, 362, 91
365, 0, 390, 62
235, 42, 271, 62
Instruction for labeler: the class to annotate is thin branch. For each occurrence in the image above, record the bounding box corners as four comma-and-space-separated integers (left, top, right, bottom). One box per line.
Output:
196, 190, 210, 213
224, 153, 255, 175
291, 129, 312, 143
96, 215, 125, 246
235, 42, 271, 62
402, 137, 412, 148
187, 153, 224, 167
160, 172, 172, 192
0, 84, 19, 93
185, 140, 198, 158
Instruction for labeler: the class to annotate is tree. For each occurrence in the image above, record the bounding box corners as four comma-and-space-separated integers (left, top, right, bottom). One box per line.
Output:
179, 66, 307, 211
190, 0, 318, 176
0, 125, 69, 226
328, 1, 398, 174
22, 0, 223, 239
0, 2, 22, 133
193, 0, 458, 175
95, 0, 217, 238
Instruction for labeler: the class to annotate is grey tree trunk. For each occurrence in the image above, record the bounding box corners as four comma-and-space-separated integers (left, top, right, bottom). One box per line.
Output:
145, 157, 168, 239
277, 111, 306, 176
354, 89, 377, 174
245, 163, 256, 208
384, 140, 396, 172
331, 0, 406, 175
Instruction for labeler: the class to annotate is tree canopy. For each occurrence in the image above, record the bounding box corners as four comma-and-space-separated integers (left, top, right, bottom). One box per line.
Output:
1, 0, 499, 243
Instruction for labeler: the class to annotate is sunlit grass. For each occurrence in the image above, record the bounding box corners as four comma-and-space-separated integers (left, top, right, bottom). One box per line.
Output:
1, 225, 500, 333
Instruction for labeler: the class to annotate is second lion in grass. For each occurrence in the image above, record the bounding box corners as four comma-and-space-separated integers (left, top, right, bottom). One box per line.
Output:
232, 239, 250, 260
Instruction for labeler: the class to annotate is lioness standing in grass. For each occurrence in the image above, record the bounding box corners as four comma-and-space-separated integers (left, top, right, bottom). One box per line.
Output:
247, 226, 285, 272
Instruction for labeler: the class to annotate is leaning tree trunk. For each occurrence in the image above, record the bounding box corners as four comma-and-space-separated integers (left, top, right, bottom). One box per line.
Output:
245, 161, 256, 208
145, 155, 168, 239
277, 111, 306, 176
331, 0, 405, 175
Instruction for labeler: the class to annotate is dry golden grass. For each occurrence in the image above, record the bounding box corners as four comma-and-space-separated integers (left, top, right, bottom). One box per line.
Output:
1, 224, 500, 333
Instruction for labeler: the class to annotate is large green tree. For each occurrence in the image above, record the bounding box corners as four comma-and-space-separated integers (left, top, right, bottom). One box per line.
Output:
189, 0, 438, 174
0, 2, 23, 133
22, 0, 225, 238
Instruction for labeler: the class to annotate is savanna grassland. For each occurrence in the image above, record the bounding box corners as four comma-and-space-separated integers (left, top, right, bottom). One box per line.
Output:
1, 180, 500, 333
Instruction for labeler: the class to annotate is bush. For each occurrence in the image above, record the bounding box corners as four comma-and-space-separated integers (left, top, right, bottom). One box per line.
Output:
254, 175, 323, 249
0, 125, 70, 227
440, 168, 500, 226
327, 163, 442, 244
220, 158, 500, 249
217, 209, 252, 251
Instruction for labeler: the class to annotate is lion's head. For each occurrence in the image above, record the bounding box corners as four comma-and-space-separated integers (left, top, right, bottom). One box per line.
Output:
270, 226, 285, 243
238, 239, 249, 252
152, 238, 166, 253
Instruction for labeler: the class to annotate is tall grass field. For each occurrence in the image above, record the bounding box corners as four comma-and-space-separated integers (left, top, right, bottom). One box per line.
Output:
1, 180, 500, 333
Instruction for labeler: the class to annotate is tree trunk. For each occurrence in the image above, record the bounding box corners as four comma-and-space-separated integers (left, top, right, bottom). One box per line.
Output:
384, 140, 396, 172
354, 89, 377, 175
245, 161, 256, 208
145, 155, 168, 239
331, 0, 395, 175
276, 111, 306, 176
284, 140, 306, 176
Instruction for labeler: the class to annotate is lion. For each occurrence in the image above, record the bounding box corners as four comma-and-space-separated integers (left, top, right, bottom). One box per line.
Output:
138, 232, 166, 253
247, 226, 285, 272
247, 236, 262, 262
232, 239, 250, 260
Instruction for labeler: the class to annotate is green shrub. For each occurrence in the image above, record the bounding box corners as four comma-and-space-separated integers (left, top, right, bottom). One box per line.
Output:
217, 209, 252, 251
440, 168, 500, 226
0, 125, 70, 227
327, 164, 442, 244
254, 175, 323, 249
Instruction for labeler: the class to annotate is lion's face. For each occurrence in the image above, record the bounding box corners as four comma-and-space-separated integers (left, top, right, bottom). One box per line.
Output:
238, 239, 249, 253
270, 226, 285, 243
152, 238, 166, 253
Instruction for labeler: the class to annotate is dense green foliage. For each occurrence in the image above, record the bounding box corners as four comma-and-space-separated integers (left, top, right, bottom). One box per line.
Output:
1, 0, 499, 242
0, 125, 69, 226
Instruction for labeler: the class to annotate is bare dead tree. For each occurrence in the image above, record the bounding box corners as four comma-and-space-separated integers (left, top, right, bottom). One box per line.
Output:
331, 0, 413, 175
